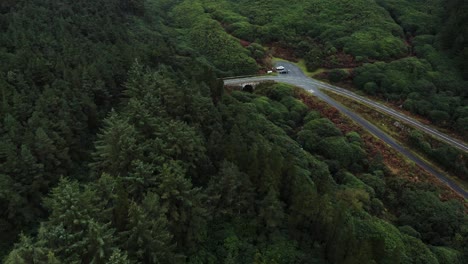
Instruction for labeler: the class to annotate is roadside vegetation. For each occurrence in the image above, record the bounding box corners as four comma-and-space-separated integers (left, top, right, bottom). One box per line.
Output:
193, 0, 467, 138
324, 90, 468, 187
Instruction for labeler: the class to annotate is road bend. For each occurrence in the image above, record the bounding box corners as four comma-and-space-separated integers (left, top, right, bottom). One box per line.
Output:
287, 62, 467, 152
223, 63, 468, 199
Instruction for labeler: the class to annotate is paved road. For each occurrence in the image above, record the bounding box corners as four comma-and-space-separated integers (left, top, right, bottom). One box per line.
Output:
230, 62, 468, 152
224, 62, 468, 199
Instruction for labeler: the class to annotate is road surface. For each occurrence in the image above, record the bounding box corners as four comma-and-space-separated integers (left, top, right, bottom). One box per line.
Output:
227, 62, 468, 153
224, 62, 468, 199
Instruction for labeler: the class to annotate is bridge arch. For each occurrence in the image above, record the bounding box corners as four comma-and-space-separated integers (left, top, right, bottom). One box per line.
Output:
242, 84, 254, 93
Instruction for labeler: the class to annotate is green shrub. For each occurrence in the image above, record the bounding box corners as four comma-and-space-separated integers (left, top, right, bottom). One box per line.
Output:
328, 69, 348, 83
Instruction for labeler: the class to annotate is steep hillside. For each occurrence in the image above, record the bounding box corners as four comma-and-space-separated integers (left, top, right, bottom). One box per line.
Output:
0, 0, 467, 263
195, 0, 467, 135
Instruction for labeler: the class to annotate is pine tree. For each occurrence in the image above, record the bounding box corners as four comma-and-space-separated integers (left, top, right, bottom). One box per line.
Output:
257, 188, 285, 235
206, 161, 255, 218
91, 110, 140, 176
33, 127, 59, 173
152, 120, 207, 170
83, 221, 117, 264
124, 98, 161, 138
39, 178, 116, 263
4, 236, 61, 264
123, 61, 165, 120
107, 249, 131, 264
155, 162, 207, 252
257, 143, 283, 196
92, 173, 127, 230
124, 60, 150, 100
123, 194, 175, 263
124, 160, 158, 201
224, 124, 248, 169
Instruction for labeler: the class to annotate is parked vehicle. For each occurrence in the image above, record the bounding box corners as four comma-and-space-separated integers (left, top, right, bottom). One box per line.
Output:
276, 66, 289, 74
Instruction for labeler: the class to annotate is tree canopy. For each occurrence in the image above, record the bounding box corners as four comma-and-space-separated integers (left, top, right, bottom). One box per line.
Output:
0, 0, 466, 263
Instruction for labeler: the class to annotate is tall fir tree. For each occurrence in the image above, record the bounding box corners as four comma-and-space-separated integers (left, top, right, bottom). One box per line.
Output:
123, 193, 176, 263
91, 110, 140, 177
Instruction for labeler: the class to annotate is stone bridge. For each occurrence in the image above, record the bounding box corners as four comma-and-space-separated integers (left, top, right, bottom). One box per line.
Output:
224, 81, 266, 93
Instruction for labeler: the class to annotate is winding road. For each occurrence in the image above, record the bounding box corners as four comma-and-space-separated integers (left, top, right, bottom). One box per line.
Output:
224, 62, 468, 199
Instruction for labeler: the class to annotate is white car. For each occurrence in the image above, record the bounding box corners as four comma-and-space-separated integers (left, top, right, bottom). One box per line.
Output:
276, 65, 289, 73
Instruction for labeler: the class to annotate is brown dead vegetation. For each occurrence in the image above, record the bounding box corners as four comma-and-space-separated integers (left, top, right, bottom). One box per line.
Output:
294, 88, 466, 204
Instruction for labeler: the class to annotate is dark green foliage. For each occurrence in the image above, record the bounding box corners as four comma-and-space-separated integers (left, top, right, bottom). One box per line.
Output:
91, 111, 139, 177
431, 246, 463, 264
358, 172, 386, 198
226, 0, 407, 60
0, 0, 176, 250
1, 1, 467, 263
199, 0, 468, 135
376, 0, 443, 36
206, 161, 255, 219
4, 235, 61, 264
168, 1, 258, 76
346, 0, 468, 135
439, 0, 468, 79
401, 235, 439, 264
188, 18, 258, 75
247, 43, 267, 61
297, 117, 367, 173
4, 63, 466, 263
304, 43, 325, 71
123, 194, 175, 263
107, 249, 131, 264
397, 190, 466, 246
38, 178, 116, 263
354, 56, 467, 132
408, 130, 468, 180
328, 69, 349, 83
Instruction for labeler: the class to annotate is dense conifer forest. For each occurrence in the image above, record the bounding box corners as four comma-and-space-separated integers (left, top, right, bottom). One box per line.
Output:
0, 0, 467, 263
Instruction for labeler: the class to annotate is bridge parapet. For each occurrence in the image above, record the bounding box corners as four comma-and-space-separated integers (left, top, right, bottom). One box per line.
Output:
224, 80, 278, 92
224, 81, 261, 92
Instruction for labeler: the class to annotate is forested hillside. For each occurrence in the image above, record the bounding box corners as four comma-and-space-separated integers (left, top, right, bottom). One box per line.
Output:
0, 0, 174, 252
0, 0, 467, 263
196, 0, 467, 135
